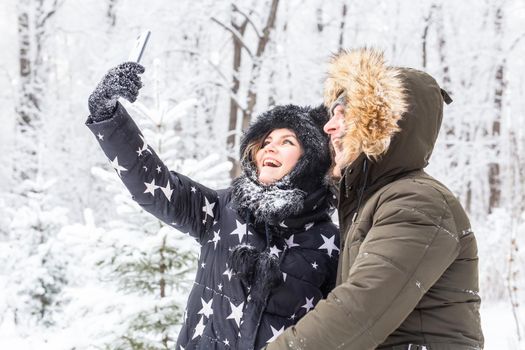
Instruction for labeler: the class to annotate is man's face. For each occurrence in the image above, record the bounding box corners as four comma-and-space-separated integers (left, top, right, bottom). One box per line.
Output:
324, 105, 346, 177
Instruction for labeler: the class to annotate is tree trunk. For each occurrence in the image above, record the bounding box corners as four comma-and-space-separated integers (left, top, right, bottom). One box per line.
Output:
242, 0, 280, 130
218, 1, 280, 180
14, 0, 58, 181
227, 10, 249, 179
107, 0, 118, 27
489, 5, 505, 212
421, 6, 433, 69
338, 1, 348, 51
434, 5, 451, 90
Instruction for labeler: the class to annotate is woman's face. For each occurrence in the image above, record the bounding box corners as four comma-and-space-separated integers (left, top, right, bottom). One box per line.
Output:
255, 128, 303, 185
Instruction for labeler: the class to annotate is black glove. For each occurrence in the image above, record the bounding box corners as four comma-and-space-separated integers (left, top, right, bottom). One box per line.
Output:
88, 62, 145, 122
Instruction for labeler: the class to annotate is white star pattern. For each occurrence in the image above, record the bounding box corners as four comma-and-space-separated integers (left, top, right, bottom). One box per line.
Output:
97, 132, 104, 140
230, 219, 250, 243
304, 222, 315, 230
224, 339, 230, 346
201, 262, 206, 269
312, 261, 318, 269
302, 297, 314, 313
192, 316, 205, 339
208, 230, 221, 249
289, 313, 296, 320
198, 298, 214, 318
202, 197, 216, 219
269, 245, 282, 257
144, 179, 158, 195
279, 221, 288, 228
218, 283, 223, 291
156, 165, 161, 173
318, 234, 340, 257
267, 325, 285, 343
191, 186, 197, 193
226, 301, 244, 328
282, 272, 287, 282
136, 135, 152, 156
223, 266, 233, 281
110, 156, 127, 177
284, 235, 300, 248
159, 181, 174, 200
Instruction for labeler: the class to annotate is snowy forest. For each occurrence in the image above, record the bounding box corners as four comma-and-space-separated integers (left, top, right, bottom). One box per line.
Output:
0, 0, 524, 349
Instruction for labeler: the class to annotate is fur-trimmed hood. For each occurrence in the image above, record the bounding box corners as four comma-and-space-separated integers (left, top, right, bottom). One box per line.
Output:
324, 48, 448, 185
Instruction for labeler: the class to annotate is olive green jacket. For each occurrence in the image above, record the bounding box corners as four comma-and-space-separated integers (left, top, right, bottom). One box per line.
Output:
266, 57, 484, 349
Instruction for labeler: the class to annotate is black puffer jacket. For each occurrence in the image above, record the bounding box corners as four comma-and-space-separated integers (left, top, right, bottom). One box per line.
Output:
86, 103, 339, 350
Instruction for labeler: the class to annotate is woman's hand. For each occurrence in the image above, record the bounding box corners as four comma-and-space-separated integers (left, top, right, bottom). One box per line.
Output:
88, 62, 145, 121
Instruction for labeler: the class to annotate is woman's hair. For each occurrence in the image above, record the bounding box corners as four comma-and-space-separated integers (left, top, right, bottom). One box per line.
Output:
241, 131, 270, 166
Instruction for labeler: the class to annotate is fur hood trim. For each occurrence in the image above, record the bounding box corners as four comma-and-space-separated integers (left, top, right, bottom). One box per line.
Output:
324, 48, 408, 167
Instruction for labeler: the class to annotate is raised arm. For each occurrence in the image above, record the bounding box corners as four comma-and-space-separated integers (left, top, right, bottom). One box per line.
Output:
86, 63, 219, 243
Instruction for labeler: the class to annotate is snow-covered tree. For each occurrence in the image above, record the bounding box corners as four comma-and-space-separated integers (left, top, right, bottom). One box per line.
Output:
4, 178, 70, 329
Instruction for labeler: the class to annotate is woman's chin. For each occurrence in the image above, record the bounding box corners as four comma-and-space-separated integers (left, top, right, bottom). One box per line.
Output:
258, 174, 278, 185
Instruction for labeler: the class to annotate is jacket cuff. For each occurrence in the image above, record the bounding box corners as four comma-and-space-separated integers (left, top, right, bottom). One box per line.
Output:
85, 101, 129, 131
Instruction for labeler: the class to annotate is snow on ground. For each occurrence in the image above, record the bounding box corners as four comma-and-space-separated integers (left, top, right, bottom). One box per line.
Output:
0, 298, 523, 349
482, 301, 524, 350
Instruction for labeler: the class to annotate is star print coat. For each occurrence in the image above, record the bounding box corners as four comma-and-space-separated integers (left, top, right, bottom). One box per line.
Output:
86, 103, 340, 350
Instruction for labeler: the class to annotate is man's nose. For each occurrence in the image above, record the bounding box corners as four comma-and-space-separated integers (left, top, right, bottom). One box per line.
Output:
323, 117, 339, 135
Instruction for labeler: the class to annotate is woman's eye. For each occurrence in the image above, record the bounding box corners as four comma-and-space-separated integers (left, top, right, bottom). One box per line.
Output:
262, 141, 270, 147
284, 139, 294, 145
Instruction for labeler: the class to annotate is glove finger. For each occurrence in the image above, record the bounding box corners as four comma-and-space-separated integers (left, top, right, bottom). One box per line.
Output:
115, 83, 139, 103
118, 61, 145, 75
104, 74, 138, 97
128, 73, 143, 90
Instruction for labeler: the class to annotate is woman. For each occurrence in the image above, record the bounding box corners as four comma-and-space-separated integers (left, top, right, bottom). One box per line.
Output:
86, 62, 339, 350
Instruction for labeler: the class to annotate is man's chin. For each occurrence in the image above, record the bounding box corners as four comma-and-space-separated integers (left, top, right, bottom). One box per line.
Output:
329, 162, 342, 181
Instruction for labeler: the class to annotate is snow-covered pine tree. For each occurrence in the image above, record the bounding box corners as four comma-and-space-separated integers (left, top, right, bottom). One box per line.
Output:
3, 178, 70, 330
91, 59, 231, 350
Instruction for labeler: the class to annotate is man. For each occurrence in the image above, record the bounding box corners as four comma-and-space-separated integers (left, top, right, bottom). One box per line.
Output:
265, 48, 484, 349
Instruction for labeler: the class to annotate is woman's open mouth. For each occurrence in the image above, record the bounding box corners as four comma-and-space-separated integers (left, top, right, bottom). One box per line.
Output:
263, 158, 282, 168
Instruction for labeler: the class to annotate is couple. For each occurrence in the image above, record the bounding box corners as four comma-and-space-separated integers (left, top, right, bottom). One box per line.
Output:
86, 48, 484, 350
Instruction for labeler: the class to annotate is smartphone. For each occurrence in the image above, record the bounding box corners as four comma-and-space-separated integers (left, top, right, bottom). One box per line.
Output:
128, 30, 151, 63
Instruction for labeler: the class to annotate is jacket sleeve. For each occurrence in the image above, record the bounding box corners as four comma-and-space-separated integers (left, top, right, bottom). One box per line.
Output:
85, 102, 218, 243
265, 186, 461, 350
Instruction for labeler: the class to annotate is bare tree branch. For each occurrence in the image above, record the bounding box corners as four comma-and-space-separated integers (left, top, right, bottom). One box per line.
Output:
243, 0, 280, 127
210, 17, 254, 58
37, 0, 61, 28
232, 4, 262, 39
509, 32, 525, 51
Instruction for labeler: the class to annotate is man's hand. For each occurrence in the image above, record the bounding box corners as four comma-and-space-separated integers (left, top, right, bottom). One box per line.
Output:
88, 62, 145, 121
